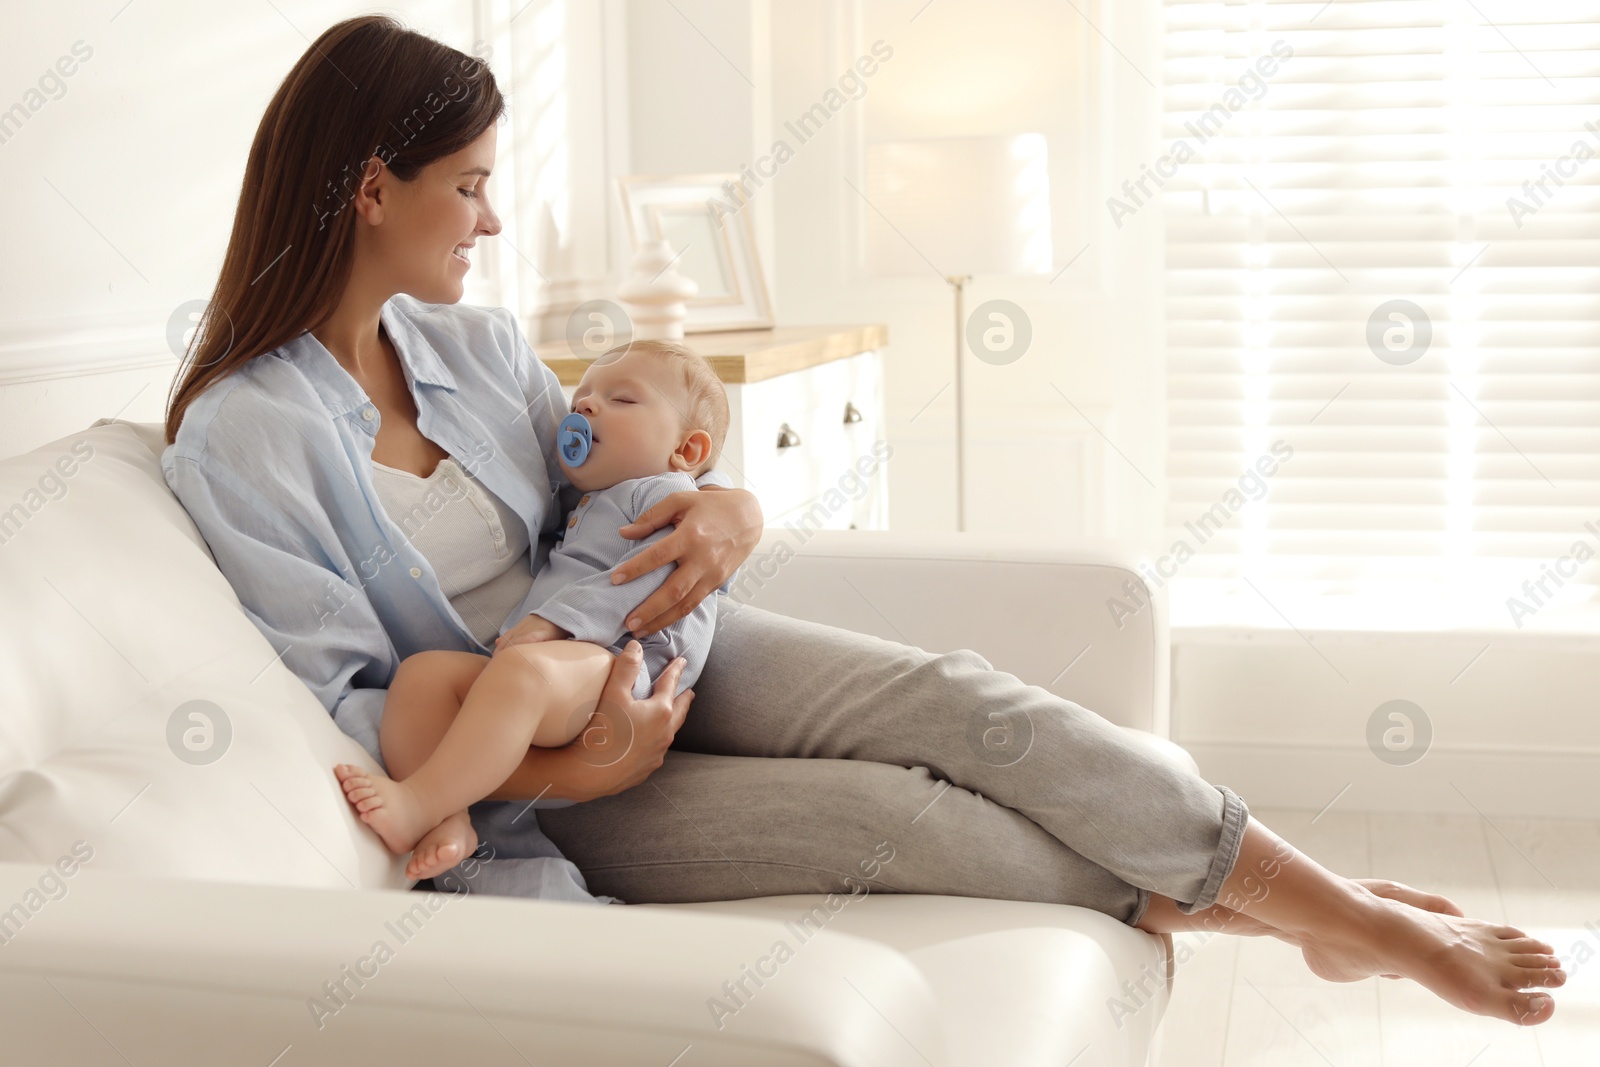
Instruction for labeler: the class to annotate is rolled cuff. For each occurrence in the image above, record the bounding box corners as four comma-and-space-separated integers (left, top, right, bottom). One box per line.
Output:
1175, 783, 1250, 916
1125, 885, 1152, 928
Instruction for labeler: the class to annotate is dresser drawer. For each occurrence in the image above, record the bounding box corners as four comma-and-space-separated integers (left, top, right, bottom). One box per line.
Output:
724, 368, 834, 521
747, 351, 888, 531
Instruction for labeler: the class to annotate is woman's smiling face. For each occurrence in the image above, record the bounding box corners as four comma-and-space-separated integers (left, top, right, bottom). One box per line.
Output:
356, 124, 502, 304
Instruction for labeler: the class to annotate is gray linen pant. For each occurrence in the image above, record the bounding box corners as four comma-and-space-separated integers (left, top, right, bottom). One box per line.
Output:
536, 598, 1251, 927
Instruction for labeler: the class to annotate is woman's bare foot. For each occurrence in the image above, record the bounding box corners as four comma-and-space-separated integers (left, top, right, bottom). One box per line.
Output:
1352, 877, 1464, 978
407, 810, 477, 881
1355, 877, 1463, 917
1295, 889, 1565, 1025
333, 763, 439, 856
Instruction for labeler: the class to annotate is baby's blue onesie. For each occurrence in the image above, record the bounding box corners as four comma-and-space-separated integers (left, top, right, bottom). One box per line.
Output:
526, 470, 717, 699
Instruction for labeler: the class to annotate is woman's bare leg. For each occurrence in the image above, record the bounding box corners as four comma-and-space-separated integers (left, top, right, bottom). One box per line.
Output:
1139, 875, 1465, 940
1137, 816, 1565, 1025
335, 642, 615, 877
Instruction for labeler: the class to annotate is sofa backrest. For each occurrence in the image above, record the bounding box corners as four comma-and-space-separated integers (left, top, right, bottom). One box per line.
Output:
0, 419, 404, 890
733, 531, 1167, 736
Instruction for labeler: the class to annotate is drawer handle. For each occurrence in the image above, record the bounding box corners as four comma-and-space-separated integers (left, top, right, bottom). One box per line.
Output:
843, 401, 863, 424
776, 422, 802, 449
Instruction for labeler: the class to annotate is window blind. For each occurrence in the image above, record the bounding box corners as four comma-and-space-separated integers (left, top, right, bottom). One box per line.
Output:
1162, 0, 1600, 592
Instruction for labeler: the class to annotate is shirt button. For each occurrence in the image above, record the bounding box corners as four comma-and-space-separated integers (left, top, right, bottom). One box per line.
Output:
362, 407, 375, 421
579, 495, 591, 506
409, 567, 422, 578
567, 515, 578, 528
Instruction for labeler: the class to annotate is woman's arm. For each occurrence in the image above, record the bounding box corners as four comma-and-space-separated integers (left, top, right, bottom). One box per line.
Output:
485, 641, 693, 802
608, 484, 764, 637
162, 447, 400, 767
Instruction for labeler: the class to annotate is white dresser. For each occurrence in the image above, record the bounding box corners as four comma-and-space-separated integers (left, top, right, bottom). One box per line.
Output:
543, 324, 890, 531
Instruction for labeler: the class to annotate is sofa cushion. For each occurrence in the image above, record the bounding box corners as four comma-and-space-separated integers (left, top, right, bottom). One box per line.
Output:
651, 893, 1170, 1067
0, 420, 404, 890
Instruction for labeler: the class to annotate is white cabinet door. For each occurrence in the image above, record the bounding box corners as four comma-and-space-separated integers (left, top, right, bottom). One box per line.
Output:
767, 351, 888, 532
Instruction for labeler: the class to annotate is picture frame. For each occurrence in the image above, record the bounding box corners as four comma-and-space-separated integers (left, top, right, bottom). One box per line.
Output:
616, 173, 775, 332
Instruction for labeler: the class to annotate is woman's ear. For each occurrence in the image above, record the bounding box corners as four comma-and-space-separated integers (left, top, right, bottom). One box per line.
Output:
670, 429, 713, 473
351, 156, 386, 224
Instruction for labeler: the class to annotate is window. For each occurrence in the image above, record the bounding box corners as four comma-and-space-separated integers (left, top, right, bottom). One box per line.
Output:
1162, 1, 1600, 612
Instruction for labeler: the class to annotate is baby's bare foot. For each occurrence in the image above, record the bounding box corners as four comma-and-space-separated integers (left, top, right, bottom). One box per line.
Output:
407, 811, 478, 881
333, 763, 437, 857
1298, 892, 1565, 1025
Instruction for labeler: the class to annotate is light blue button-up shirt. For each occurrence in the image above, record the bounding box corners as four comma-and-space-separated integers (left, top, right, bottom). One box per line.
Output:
161, 294, 731, 903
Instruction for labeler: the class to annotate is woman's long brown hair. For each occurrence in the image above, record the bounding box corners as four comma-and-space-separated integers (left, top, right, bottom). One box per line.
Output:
162, 15, 505, 445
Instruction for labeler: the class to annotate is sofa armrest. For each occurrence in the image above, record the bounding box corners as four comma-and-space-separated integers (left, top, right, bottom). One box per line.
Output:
729, 529, 1169, 736
0, 861, 948, 1066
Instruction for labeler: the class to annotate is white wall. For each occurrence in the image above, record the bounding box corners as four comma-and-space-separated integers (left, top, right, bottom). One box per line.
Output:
0, 0, 512, 459
615, 0, 777, 341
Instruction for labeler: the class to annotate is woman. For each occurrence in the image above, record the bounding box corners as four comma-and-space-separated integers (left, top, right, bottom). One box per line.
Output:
161, 15, 1563, 1027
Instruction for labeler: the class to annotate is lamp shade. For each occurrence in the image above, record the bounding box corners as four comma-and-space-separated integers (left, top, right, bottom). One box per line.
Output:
863, 133, 1053, 278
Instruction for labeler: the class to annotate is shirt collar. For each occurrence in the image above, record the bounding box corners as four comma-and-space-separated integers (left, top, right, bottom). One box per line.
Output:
286, 296, 459, 423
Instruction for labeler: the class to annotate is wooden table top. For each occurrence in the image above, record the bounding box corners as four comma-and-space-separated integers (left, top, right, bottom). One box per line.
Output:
534, 323, 889, 385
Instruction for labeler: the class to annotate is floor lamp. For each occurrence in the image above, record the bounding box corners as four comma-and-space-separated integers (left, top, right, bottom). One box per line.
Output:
864, 134, 1052, 531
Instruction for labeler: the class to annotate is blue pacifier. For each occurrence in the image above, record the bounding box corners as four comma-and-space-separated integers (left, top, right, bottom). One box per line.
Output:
558, 412, 592, 466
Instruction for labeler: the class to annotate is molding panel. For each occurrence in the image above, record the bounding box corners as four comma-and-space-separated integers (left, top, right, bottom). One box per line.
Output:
1173, 632, 1600, 819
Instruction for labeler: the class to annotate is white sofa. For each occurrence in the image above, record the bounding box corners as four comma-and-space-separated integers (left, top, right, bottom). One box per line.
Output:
0, 419, 1189, 1066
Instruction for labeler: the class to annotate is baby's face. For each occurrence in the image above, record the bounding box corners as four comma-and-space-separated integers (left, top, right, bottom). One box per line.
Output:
560, 350, 696, 492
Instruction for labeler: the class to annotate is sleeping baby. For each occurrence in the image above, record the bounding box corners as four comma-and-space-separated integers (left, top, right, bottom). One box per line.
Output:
334, 339, 731, 880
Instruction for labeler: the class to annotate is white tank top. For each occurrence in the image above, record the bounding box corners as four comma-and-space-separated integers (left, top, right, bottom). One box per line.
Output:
370, 456, 534, 646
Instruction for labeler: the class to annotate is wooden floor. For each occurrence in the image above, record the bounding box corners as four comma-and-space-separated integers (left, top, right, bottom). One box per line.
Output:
1151, 807, 1600, 1067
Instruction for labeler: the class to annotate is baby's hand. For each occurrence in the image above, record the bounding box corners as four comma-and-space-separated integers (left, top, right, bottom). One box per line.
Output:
495, 613, 571, 650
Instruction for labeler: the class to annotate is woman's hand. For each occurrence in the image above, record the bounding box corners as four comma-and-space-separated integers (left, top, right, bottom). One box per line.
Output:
482, 640, 692, 805
568, 640, 693, 799
611, 486, 763, 637
495, 613, 570, 650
